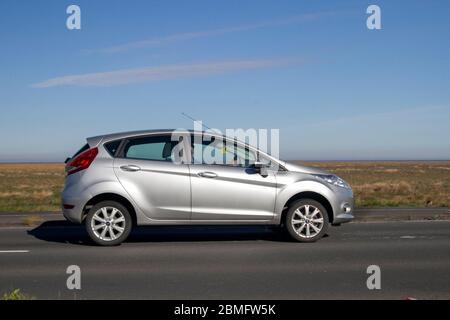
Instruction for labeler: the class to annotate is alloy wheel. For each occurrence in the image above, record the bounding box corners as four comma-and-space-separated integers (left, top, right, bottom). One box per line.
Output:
90, 207, 126, 241
291, 204, 324, 239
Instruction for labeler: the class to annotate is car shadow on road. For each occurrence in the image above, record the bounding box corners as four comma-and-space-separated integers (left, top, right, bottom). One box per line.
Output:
27, 220, 294, 246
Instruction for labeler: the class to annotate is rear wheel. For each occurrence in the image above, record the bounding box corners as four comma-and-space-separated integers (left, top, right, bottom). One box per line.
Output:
285, 199, 329, 242
85, 201, 132, 246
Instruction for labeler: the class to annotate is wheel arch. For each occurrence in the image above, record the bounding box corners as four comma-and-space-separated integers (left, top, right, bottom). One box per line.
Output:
83, 193, 137, 226
280, 191, 334, 225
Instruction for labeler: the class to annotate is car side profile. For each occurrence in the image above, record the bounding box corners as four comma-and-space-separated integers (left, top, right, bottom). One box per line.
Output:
62, 129, 354, 246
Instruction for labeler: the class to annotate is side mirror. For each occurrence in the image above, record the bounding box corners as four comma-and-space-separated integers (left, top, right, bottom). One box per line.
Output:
252, 162, 270, 176
253, 161, 270, 169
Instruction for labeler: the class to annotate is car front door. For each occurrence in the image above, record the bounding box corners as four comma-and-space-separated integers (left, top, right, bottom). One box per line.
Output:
113, 133, 191, 221
188, 135, 277, 221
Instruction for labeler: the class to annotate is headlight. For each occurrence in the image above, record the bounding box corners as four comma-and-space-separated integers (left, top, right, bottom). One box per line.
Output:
312, 174, 351, 189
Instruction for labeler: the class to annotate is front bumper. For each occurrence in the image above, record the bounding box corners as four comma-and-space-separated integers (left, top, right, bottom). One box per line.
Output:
330, 187, 355, 224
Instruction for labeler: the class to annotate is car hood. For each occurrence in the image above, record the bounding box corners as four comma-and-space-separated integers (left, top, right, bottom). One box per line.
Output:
281, 161, 332, 175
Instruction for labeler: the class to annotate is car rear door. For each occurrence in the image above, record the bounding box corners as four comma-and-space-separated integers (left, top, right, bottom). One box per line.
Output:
113, 133, 191, 221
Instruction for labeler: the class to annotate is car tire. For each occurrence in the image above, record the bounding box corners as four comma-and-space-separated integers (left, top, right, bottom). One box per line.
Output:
285, 199, 329, 242
85, 200, 132, 246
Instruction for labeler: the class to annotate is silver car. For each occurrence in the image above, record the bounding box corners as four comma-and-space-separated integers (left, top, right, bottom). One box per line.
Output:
62, 129, 354, 246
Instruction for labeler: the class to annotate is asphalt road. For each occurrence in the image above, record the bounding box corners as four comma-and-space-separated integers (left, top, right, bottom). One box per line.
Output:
0, 220, 449, 299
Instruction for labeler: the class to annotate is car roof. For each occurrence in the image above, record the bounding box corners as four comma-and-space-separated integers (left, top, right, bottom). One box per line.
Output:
87, 129, 258, 145
87, 129, 179, 146
86, 129, 284, 166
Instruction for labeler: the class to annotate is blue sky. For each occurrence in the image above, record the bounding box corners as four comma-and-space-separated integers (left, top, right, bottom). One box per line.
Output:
0, 0, 449, 161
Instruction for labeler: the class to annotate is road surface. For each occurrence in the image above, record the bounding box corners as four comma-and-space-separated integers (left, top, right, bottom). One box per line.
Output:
1, 220, 449, 299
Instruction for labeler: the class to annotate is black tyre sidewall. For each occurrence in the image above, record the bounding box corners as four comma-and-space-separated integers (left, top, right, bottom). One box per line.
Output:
85, 200, 132, 246
285, 199, 329, 243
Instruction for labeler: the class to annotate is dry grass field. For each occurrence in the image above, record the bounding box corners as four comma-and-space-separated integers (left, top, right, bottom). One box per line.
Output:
0, 161, 449, 212
298, 161, 450, 208
0, 163, 64, 212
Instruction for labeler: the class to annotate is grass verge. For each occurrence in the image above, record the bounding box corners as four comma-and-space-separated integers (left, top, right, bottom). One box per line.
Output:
2, 289, 35, 300
0, 161, 449, 212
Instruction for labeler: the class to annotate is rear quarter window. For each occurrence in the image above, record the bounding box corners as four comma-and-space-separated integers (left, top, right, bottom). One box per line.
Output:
104, 140, 122, 157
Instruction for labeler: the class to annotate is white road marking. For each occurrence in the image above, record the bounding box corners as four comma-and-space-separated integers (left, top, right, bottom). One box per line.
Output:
353, 220, 450, 224
400, 236, 416, 239
0, 250, 29, 253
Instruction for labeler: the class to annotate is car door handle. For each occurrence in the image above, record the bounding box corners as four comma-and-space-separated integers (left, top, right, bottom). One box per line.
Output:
198, 171, 217, 178
120, 165, 141, 172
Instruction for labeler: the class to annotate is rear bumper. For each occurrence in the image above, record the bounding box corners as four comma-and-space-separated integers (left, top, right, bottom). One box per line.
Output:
62, 207, 83, 224
61, 193, 86, 224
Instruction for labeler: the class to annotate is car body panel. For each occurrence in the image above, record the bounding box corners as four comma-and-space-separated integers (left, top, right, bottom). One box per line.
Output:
189, 164, 277, 221
62, 151, 136, 223
274, 170, 354, 224
113, 157, 192, 221
62, 129, 355, 227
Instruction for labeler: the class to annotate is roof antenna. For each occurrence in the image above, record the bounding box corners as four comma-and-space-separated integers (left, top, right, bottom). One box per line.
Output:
181, 112, 213, 131
181, 112, 248, 147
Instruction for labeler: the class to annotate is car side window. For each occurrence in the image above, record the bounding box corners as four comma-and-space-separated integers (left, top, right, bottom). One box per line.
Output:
192, 136, 256, 167
123, 135, 179, 161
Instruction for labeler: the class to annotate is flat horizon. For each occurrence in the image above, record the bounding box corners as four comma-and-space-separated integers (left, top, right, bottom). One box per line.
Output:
1, 159, 450, 164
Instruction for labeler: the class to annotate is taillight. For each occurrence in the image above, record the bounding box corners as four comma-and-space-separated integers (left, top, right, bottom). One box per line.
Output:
66, 147, 98, 176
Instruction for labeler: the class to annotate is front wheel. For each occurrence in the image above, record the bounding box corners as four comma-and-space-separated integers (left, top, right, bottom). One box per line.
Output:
85, 201, 132, 246
285, 199, 329, 242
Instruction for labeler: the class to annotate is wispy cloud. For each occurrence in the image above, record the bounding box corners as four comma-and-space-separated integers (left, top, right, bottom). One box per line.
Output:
85, 11, 340, 54
31, 59, 296, 88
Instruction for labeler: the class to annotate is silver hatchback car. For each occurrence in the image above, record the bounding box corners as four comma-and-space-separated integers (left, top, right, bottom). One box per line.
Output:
62, 129, 354, 246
